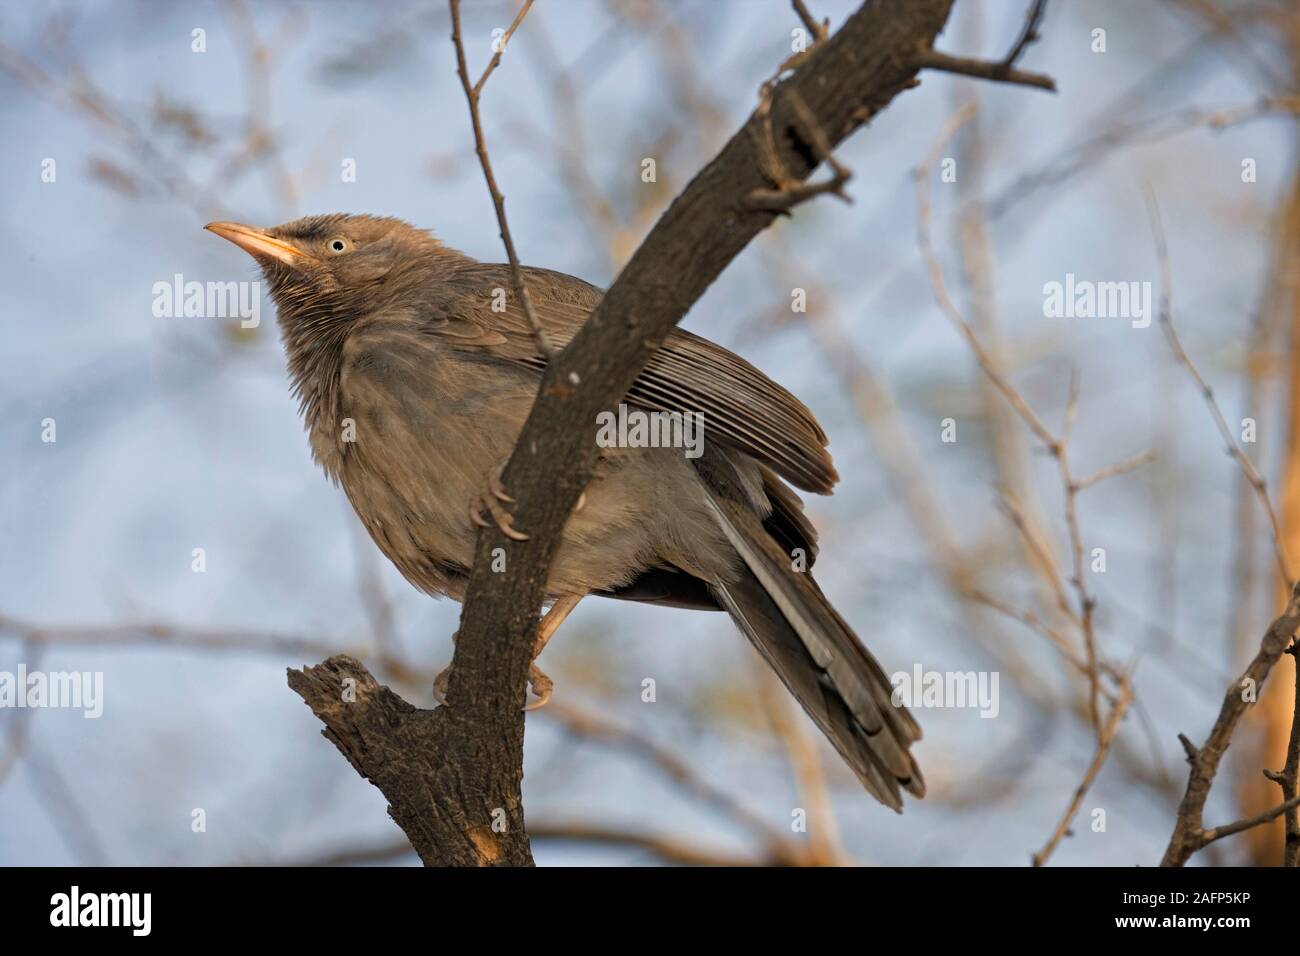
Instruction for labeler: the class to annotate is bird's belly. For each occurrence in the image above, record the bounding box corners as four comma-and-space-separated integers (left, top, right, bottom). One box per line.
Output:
330, 367, 530, 597
326, 340, 735, 601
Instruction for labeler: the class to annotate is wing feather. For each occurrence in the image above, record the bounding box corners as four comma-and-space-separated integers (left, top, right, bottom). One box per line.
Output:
432, 265, 838, 493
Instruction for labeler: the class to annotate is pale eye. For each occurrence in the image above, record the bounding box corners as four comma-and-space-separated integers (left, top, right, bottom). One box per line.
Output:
325, 236, 351, 254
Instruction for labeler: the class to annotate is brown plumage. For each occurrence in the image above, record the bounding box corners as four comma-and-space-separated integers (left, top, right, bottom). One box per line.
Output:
206, 213, 924, 810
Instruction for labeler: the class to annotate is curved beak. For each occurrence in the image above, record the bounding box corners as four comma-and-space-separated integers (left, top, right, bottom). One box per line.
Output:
205, 221, 309, 267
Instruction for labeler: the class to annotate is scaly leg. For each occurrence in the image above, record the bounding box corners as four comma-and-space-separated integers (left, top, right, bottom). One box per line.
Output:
524, 593, 583, 711
432, 594, 583, 709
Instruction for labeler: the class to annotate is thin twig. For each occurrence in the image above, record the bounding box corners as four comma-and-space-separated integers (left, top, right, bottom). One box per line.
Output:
791, 0, 829, 44
919, 0, 1055, 90
1144, 183, 1292, 584
0, 611, 353, 659
917, 49, 1056, 92
449, 0, 553, 357
751, 661, 849, 866
1032, 674, 1133, 866
1003, 0, 1049, 67
1198, 792, 1300, 848
472, 0, 535, 97
1073, 450, 1156, 492
918, 104, 1148, 856
543, 699, 812, 864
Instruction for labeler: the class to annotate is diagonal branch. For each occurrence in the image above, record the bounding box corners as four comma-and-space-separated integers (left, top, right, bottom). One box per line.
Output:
1161, 581, 1300, 866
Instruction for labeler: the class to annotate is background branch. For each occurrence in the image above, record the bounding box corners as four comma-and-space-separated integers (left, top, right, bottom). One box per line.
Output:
1161, 582, 1300, 866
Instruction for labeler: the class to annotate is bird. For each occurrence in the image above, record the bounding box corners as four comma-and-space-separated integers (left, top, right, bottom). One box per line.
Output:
206, 213, 925, 810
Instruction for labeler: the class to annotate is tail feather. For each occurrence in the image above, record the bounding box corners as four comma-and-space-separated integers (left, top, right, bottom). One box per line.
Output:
697, 458, 924, 811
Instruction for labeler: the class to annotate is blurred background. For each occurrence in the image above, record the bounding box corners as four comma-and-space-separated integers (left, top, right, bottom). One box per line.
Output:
1, 0, 1298, 866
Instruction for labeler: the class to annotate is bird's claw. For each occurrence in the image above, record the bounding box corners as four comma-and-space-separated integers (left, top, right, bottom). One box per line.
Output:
523, 663, 554, 711
488, 464, 514, 503
470, 465, 529, 540
435, 629, 552, 710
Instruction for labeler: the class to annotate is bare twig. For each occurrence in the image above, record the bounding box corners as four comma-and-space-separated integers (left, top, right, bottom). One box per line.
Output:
1003, 0, 1049, 66
1032, 673, 1133, 866
473, 0, 534, 97
449, 0, 553, 357
1196, 791, 1300, 848
931, 0, 1051, 86
915, 104, 1056, 449
791, 0, 829, 44
1073, 451, 1156, 492
751, 663, 849, 865
1144, 184, 1293, 585
918, 0, 1056, 95
0, 611, 352, 660
990, 96, 1300, 222
917, 103, 1149, 858
0, 642, 43, 787
543, 699, 810, 863
917, 49, 1056, 92
917, 109, 1151, 743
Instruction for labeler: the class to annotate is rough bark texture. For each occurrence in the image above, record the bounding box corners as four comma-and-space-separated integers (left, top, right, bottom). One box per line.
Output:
288, 656, 527, 865
290, 0, 957, 866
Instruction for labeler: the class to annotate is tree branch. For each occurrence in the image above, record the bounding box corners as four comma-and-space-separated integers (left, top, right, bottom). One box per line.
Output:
1160, 582, 1300, 866
287, 655, 531, 866
1261, 645, 1300, 866
916, 49, 1056, 92
916, 0, 1055, 92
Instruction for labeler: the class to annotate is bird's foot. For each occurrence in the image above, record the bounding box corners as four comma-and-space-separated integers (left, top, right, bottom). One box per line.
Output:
470, 463, 529, 540
524, 663, 554, 711
432, 629, 553, 710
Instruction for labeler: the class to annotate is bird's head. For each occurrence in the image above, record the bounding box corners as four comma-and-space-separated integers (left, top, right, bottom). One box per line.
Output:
205, 213, 454, 426
205, 213, 449, 324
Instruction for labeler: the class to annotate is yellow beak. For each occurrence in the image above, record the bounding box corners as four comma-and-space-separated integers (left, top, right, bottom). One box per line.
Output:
205, 221, 309, 267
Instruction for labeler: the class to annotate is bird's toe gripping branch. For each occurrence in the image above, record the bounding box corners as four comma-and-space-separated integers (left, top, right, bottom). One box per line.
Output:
469, 462, 529, 541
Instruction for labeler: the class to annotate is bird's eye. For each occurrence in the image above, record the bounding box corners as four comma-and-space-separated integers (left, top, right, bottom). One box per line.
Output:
325, 236, 351, 254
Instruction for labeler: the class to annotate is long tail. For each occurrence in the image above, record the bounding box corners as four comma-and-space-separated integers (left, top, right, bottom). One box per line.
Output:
697, 458, 925, 811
